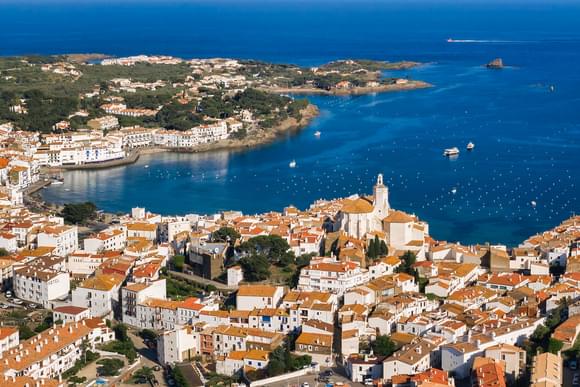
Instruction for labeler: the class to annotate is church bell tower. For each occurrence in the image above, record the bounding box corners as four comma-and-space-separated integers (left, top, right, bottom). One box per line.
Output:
373, 174, 390, 217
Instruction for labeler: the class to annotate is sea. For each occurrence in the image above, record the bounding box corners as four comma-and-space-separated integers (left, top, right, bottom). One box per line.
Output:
1, 1, 579, 246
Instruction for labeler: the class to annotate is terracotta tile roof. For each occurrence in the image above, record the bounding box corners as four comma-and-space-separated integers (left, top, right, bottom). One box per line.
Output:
341, 197, 373, 214
237, 285, 280, 298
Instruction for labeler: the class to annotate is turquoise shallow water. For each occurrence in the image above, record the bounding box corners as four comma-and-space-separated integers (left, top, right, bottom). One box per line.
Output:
2, 1, 578, 245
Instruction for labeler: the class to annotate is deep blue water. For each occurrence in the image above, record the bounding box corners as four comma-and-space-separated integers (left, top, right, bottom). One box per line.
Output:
2, 1, 579, 246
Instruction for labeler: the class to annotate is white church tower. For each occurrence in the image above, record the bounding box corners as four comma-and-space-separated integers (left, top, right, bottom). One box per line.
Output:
373, 174, 390, 219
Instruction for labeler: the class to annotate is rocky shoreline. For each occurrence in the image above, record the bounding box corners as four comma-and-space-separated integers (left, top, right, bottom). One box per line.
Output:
43, 104, 319, 173
260, 80, 432, 96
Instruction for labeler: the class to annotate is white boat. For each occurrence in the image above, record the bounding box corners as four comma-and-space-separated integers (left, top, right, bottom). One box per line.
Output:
467, 142, 475, 151
289, 160, 297, 168
443, 147, 460, 156
451, 188, 457, 194
314, 131, 321, 137
51, 180, 64, 185
144, 165, 149, 169
531, 200, 537, 207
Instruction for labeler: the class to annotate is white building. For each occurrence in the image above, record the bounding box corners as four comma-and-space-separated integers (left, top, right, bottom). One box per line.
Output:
37, 225, 78, 257
53, 305, 91, 323
236, 285, 285, 311
121, 280, 167, 327
227, 266, 244, 287
338, 174, 390, 239
67, 251, 111, 277
13, 258, 70, 307
0, 319, 113, 380
298, 257, 368, 296
0, 327, 19, 356
83, 229, 126, 252
157, 326, 198, 366
71, 273, 125, 318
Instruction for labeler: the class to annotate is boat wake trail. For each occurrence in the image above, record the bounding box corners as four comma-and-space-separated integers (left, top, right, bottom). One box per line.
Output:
447, 38, 526, 43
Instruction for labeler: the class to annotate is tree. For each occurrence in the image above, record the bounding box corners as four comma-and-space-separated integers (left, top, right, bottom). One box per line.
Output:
240, 254, 271, 282
211, 227, 241, 243
114, 323, 130, 342
266, 358, 285, 377
367, 238, 377, 260
172, 366, 188, 387
397, 251, 417, 276
0, 248, 9, 256
380, 240, 388, 256
97, 358, 124, 376
239, 235, 294, 266
548, 338, 564, 354
139, 329, 158, 342
60, 202, 97, 224
133, 366, 154, 382
371, 335, 397, 357
172, 255, 185, 272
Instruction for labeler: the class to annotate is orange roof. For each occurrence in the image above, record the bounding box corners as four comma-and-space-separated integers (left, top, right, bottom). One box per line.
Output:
383, 210, 415, 223
0, 327, 18, 340
341, 197, 374, 214
296, 332, 332, 347
79, 273, 125, 291
238, 285, 280, 297
53, 306, 89, 315
126, 222, 157, 232
0, 322, 91, 373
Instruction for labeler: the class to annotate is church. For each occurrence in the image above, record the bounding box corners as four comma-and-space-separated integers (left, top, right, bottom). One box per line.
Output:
336, 174, 429, 259
337, 174, 390, 239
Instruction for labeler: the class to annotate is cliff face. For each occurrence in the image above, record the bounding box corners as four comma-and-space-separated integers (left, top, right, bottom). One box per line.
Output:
486, 58, 504, 69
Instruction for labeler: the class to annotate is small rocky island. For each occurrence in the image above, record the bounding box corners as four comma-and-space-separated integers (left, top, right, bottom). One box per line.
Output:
486, 57, 504, 69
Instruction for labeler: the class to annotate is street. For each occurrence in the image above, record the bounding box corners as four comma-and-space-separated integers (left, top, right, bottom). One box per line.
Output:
126, 330, 168, 387
266, 367, 363, 387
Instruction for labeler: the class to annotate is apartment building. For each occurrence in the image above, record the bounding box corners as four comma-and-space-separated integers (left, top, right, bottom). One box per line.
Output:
37, 225, 78, 257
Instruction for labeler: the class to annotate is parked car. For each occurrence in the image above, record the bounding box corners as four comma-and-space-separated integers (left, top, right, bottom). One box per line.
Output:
5, 291, 12, 298
573, 373, 579, 386
13, 299, 23, 305
571, 360, 578, 370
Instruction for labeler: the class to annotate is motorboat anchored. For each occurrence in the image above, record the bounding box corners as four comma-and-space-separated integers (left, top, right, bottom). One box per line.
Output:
289, 160, 297, 168
467, 142, 475, 151
443, 147, 460, 157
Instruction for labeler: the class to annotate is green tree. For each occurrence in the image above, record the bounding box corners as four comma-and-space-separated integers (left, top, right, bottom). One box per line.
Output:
139, 329, 158, 342
239, 235, 294, 266
397, 251, 417, 276
172, 366, 188, 387
0, 248, 9, 256
97, 358, 124, 376
172, 255, 185, 272
240, 254, 271, 282
548, 338, 564, 354
379, 240, 388, 256
371, 335, 397, 357
211, 227, 241, 243
114, 323, 129, 342
133, 366, 154, 382
60, 202, 97, 224
266, 358, 285, 377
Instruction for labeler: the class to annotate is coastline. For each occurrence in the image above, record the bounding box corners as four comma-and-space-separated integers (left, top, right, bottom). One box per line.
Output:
259, 80, 432, 96
42, 104, 319, 173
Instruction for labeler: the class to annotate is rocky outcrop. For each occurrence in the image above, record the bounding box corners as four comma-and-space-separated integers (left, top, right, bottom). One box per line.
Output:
486, 58, 504, 69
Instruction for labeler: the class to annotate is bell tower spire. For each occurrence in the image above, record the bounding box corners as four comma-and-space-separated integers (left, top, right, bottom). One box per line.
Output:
373, 173, 390, 217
